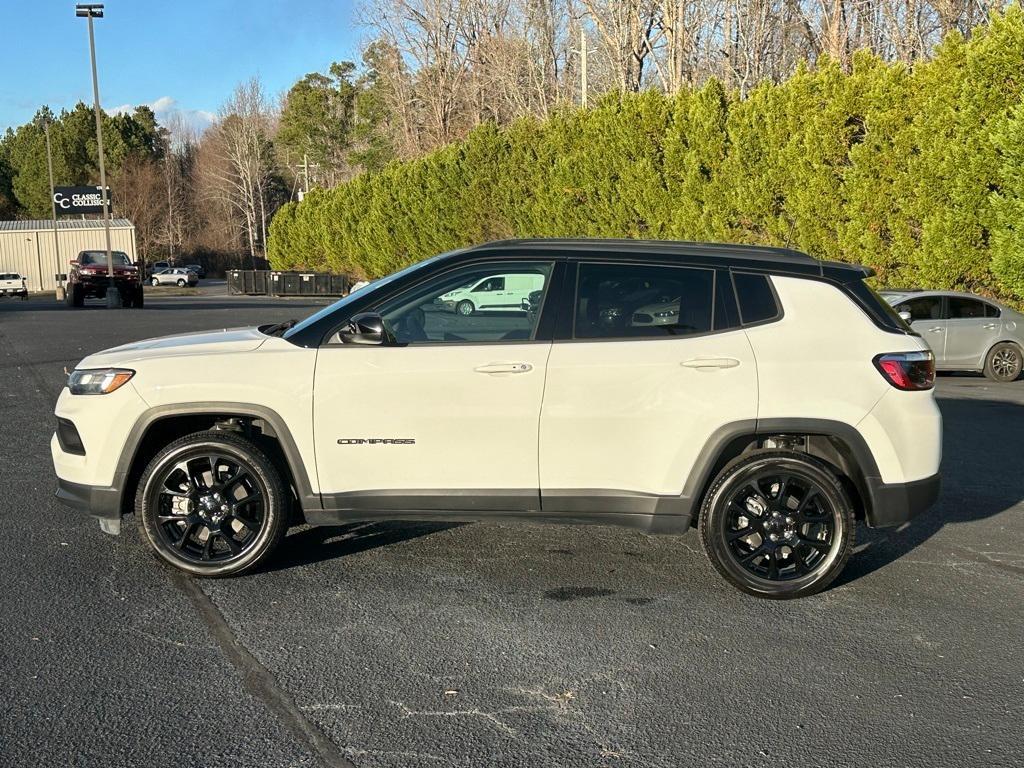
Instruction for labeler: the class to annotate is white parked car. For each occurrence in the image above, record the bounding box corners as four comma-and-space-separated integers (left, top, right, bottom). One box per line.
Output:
0, 272, 28, 298
150, 267, 198, 287
439, 272, 546, 315
52, 239, 941, 599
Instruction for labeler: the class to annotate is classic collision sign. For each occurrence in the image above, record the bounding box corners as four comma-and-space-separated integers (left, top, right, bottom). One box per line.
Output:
53, 186, 112, 216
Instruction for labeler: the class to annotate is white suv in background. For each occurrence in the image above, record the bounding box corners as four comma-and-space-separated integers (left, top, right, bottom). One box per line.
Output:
52, 239, 941, 599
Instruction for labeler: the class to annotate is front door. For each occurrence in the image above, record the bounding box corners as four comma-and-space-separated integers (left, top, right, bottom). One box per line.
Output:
312, 260, 556, 508
894, 294, 947, 364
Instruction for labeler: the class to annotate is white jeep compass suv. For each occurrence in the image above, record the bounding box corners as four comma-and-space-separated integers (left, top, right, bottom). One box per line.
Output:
52, 240, 941, 599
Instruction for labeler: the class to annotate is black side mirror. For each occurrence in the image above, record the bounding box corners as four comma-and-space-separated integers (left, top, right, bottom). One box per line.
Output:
339, 312, 394, 345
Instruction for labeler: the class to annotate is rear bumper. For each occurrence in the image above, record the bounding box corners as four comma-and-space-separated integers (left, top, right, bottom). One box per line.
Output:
864, 473, 941, 528
55, 477, 122, 521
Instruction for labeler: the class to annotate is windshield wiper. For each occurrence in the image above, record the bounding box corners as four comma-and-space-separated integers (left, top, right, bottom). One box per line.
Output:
262, 319, 298, 337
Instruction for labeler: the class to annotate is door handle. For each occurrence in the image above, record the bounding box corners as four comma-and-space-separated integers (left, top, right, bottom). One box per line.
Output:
474, 362, 533, 374
681, 357, 741, 370
983, 323, 999, 330
927, 327, 944, 333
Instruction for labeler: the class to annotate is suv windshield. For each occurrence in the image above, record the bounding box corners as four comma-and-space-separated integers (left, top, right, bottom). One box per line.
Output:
80, 251, 131, 266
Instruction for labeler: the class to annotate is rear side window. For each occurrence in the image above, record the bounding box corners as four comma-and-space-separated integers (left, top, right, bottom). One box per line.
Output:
574, 263, 714, 339
948, 297, 992, 319
985, 303, 1001, 318
732, 272, 780, 324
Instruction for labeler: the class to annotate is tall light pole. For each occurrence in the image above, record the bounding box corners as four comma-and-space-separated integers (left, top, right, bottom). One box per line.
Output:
76, 3, 119, 308
44, 119, 65, 301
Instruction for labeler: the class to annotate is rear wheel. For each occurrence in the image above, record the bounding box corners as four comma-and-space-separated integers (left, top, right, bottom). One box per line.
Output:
984, 342, 1022, 383
136, 431, 288, 577
176, 278, 186, 287
699, 450, 855, 599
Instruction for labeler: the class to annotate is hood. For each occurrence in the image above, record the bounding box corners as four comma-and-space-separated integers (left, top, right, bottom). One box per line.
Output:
77, 327, 269, 368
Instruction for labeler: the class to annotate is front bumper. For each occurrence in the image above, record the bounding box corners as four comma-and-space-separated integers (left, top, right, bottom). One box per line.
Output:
55, 477, 122, 520
864, 473, 941, 528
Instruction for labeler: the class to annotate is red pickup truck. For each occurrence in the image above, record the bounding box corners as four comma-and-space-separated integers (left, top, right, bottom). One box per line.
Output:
66, 250, 144, 308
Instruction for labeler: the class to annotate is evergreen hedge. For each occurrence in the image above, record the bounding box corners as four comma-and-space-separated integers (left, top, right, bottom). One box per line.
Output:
268, 7, 1024, 301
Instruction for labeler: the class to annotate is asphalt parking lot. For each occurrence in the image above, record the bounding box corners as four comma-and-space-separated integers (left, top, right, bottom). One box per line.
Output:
1, 291, 1022, 768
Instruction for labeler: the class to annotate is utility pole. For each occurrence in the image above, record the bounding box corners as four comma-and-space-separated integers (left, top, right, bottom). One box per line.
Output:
44, 120, 64, 300
76, 3, 119, 308
580, 28, 588, 109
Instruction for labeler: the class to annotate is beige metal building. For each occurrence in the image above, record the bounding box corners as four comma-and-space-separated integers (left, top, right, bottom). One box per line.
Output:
0, 219, 137, 292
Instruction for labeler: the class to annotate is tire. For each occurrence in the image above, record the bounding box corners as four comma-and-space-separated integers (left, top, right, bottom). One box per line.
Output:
66, 284, 84, 308
133, 287, 144, 308
136, 431, 288, 577
699, 450, 855, 599
456, 299, 475, 316
176, 278, 186, 287
151, 277, 160, 286
983, 342, 1022, 383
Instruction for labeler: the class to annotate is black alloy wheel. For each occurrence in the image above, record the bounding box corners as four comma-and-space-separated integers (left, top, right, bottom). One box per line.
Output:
700, 450, 854, 599
137, 431, 287, 576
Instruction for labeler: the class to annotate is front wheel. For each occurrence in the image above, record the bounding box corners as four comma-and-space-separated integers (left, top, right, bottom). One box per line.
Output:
136, 431, 288, 577
699, 450, 855, 599
984, 342, 1022, 382
151, 277, 160, 286
456, 299, 475, 316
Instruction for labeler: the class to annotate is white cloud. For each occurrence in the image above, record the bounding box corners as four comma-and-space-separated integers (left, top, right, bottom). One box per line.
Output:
110, 96, 215, 137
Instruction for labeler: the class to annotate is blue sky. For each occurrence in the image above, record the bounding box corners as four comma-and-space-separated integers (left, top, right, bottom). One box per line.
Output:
1, 0, 362, 133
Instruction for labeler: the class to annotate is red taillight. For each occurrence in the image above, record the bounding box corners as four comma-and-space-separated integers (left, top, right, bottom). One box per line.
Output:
873, 351, 935, 391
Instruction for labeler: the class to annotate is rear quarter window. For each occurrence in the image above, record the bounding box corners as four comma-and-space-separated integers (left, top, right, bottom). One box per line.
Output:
732, 272, 780, 324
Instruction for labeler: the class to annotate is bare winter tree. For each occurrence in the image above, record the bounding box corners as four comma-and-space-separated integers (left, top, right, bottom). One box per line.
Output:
199, 79, 279, 266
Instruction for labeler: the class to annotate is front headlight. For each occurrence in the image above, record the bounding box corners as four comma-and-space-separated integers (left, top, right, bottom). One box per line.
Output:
654, 310, 678, 318
67, 368, 135, 395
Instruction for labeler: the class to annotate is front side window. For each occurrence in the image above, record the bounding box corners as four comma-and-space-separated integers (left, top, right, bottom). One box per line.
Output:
574, 263, 714, 339
897, 296, 942, 322
473, 277, 505, 292
372, 261, 553, 344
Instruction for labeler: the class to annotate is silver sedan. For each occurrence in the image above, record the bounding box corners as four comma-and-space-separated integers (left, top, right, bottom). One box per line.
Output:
883, 290, 1023, 382
149, 268, 198, 288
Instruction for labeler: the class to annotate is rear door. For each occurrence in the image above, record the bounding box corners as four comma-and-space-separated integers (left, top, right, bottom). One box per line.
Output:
539, 261, 758, 513
944, 296, 1002, 369
893, 294, 947, 364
